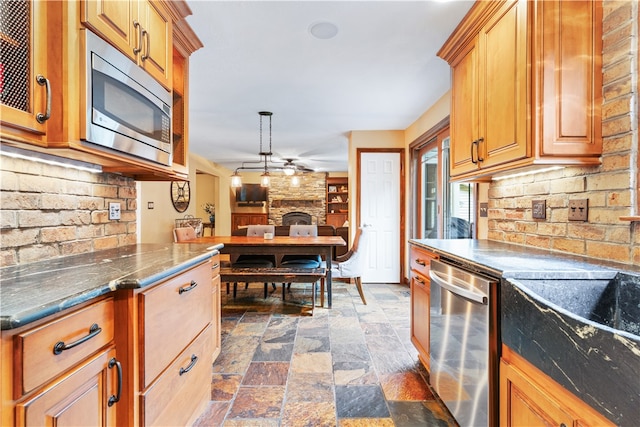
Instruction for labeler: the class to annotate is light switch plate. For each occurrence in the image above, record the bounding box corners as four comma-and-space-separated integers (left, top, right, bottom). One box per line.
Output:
109, 202, 121, 220
568, 199, 588, 221
532, 200, 546, 219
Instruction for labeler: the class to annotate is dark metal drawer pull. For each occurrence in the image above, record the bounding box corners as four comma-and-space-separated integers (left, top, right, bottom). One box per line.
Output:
53, 323, 102, 355
415, 259, 426, 267
108, 357, 122, 407
179, 280, 198, 294
179, 354, 198, 376
35, 75, 51, 123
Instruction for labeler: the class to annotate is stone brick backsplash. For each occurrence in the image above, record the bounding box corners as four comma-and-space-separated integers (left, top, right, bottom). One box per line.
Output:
267, 173, 327, 225
488, 0, 639, 266
0, 156, 137, 266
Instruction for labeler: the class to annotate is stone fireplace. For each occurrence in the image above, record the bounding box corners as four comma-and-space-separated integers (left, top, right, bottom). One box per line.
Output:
268, 172, 326, 225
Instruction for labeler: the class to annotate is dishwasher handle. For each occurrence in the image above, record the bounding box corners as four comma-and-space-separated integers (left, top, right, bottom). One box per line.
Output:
429, 269, 488, 305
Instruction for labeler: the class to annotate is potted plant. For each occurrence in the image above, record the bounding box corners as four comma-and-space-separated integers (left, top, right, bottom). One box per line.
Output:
202, 202, 215, 226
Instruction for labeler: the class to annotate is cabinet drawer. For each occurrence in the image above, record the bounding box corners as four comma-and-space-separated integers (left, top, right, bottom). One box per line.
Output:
140, 260, 212, 387
16, 298, 114, 396
141, 325, 212, 427
409, 246, 438, 278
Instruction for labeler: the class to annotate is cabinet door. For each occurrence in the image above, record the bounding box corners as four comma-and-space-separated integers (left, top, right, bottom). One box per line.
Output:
137, 0, 172, 89
0, 0, 48, 141
449, 37, 480, 177
83, 0, 135, 59
478, 0, 527, 169
537, 0, 602, 157
500, 358, 574, 427
16, 348, 118, 426
410, 273, 430, 370
326, 213, 347, 228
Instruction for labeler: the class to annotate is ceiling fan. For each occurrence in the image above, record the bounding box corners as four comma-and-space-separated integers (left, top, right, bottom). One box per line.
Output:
280, 158, 315, 174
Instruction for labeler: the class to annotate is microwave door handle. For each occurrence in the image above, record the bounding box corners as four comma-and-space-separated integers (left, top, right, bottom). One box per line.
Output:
429, 270, 488, 305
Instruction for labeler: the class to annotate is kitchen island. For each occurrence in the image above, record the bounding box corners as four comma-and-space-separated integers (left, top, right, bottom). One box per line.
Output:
409, 239, 639, 427
0, 243, 222, 426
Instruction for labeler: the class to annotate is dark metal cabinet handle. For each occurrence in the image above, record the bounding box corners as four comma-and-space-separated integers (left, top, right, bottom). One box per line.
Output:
471, 139, 478, 164
133, 21, 142, 55
179, 280, 198, 294
179, 354, 198, 376
212, 263, 220, 269
53, 323, 102, 355
415, 276, 426, 286
476, 137, 484, 162
141, 29, 150, 61
415, 259, 426, 267
108, 357, 122, 407
35, 75, 51, 123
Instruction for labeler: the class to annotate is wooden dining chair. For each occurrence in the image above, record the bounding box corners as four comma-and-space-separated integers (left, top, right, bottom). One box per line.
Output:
229, 224, 276, 298
280, 225, 323, 299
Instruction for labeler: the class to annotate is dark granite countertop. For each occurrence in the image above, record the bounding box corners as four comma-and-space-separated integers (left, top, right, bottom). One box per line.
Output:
0, 243, 222, 330
409, 239, 639, 279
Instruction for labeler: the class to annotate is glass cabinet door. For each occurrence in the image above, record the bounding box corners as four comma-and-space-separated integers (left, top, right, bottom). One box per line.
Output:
0, 0, 48, 135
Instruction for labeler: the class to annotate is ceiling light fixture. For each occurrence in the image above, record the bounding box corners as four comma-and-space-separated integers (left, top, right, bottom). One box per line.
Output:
230, 112, 310, 188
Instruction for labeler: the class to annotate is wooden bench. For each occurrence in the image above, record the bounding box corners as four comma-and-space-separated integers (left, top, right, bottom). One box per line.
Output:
220, 267, 326, 314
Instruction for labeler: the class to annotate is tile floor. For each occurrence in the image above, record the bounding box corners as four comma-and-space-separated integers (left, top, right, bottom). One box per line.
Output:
193, 280, 457, 426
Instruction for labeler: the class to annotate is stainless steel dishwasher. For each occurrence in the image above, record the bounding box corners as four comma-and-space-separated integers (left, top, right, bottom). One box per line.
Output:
429, 258, 499, 427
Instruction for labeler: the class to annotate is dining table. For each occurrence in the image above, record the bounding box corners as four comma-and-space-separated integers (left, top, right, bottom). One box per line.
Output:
189, 235, 346, 308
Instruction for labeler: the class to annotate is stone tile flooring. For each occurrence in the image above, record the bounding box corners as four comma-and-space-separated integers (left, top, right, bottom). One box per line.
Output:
193, 280, 457, 426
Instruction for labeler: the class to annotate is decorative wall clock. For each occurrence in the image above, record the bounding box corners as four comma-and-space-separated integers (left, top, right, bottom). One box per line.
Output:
170, 181, 191, 212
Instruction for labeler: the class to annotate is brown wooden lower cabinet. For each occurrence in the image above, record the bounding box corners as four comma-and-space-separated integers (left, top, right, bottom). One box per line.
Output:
115, 258, 215, 426
231, 213, 268, 230
1, 256, 220, 427
500, 345, 614, 427
1, 297, 118, 426
409, 244, 438, 371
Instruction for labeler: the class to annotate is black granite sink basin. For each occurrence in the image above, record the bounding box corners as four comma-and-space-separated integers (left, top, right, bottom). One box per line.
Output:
502, 272, 640, 426
514, 272, 640, 336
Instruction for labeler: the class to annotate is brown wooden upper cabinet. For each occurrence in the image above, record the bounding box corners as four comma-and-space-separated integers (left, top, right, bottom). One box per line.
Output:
438, 0, 602, 181
83, 0, 173, 89
0, 0, 201, 181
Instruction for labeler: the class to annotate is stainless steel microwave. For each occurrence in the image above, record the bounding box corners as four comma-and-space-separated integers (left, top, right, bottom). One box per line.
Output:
83, 31, 172, 166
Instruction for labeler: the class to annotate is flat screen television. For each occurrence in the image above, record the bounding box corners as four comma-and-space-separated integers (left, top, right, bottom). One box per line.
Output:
236, 183, 268, 202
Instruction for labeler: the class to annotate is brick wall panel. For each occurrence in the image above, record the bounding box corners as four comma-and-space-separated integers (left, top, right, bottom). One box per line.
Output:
0, 157, 136, 266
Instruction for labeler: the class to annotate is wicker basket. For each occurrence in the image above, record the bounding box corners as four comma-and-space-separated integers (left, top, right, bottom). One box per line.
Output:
175, 215, 203, 237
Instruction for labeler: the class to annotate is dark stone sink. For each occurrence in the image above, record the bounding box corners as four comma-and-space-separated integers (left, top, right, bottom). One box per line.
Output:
515, 273, 640, 336
502, 272, 640, 426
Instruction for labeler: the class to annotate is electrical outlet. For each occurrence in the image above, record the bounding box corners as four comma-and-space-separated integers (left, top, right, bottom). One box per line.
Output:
568, 199, 588, 221
109, 202, 121, 220
532, 200, 546, 219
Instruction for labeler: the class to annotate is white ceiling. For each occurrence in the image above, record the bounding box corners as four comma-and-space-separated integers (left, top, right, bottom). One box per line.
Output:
185, 0, 474, 173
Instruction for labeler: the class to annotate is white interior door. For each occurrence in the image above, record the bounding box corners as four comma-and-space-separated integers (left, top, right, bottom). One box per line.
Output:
359, 151, 401, 283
